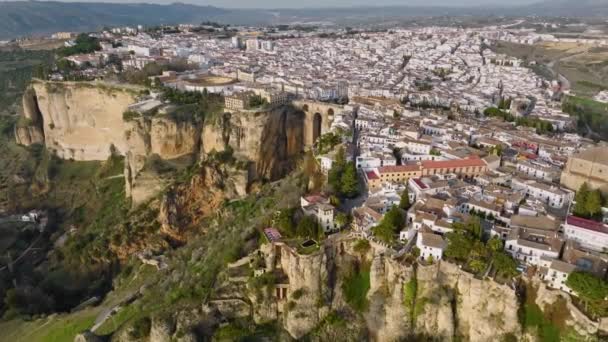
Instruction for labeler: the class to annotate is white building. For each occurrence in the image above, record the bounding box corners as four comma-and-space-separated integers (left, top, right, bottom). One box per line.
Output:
416, 232, 446, 262
539, 257, 575, 294
563, 216, 608, 253
516, 160, 560, 182
511, 177, 573, 209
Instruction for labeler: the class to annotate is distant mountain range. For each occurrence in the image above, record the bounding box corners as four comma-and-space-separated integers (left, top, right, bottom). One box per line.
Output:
1, 0, 607, 40
0, 1, 228, 39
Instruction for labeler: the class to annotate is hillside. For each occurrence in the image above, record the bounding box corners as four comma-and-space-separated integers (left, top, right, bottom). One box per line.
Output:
0, 1, 227, 39
2, 1, 608, 40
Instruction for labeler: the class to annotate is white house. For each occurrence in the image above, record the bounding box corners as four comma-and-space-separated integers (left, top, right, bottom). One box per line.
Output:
539, 257, 576, 294
516, 160, 560, 182
563, 216, 608, 253
505, 226, 562, 266
511, 177, 573, 209
416, 232, 447, 262
317, 155, 334, 173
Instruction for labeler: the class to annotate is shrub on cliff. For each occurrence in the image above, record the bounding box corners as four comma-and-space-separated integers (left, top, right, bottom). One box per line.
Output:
341, 260, 370, 313
566, 271, 608, 318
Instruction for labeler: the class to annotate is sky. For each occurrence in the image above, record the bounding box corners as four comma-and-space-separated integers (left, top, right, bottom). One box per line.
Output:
0, 0, 545, 9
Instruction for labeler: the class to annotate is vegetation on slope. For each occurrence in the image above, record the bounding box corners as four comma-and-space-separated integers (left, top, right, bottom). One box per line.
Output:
0, 49, 54, 114
562, 95, 608, 141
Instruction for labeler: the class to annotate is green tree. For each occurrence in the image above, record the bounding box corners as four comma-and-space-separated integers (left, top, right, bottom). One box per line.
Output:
487, 237, 503, 254
335, 212, 349, 228
468, 259, 487, 274
328, 146, 346, 193
275, 208, 296, 236
341, 161, 359, 198
399, 187, 411, 210
297, 215, 323, 240
566, 271, 608, 317
493, 252, 518, 279
586, 190, 603, 218
444, 232, 474, 262
372, 206, 405, 244
574, 183, 591, 217
411, 246, 420, 258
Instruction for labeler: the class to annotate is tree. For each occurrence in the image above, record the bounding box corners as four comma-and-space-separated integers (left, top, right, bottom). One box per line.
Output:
566, 271, 608, 317
399, 187, 411, 210
492, 252, 518, 279
586, 190, 603, 218
297, 215, 323, 240
275, 208, 296, 236
411, 246, 420, 258
328, 146, 346, 193
573, 183, 603, 220
445, 232, 474, 262
468, 259, 487, 274
341, 162, 360, 198
335, 212, 349, 228
372, 206, 405, 244
487, 237, 503, 254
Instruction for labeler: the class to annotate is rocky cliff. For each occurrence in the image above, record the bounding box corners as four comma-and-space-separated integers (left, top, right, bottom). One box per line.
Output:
20, 81, 140, 160
124, 115, 203, 204
231, 239, 523, 341
16, 81, 306, 205
201, 106, 305, 182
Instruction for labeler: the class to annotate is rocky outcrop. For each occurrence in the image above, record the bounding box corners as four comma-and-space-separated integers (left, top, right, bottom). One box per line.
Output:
124, 116, 202, 204
17, 82, 306, 205
23, 81, 140, 160
534, 279, 603, 337
15, 86, 45, 146
244, 239, 522, 341
158, 163, 248, 241
416, 262, 521, 341
201, 105, 305, 182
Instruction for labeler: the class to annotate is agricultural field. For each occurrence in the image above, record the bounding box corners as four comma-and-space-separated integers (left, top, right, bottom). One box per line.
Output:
492, 41, 608, 98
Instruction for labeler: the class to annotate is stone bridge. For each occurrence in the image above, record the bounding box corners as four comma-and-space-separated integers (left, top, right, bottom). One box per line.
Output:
292, 100, 343, 148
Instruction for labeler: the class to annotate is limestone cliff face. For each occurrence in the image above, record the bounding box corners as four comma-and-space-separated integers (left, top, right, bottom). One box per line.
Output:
249, 239, 522, 341
124, 116, 202, 204
15, 86, 45, 146
158, 162, 248, 242
416, 262, 521, 341
201, 106, 305, 182
22, 81, 139, 160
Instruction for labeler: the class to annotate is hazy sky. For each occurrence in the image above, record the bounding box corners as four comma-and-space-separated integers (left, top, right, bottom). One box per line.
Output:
0, 0, 544, 9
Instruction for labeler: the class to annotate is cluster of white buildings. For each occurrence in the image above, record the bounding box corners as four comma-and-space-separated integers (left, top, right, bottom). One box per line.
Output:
60, 23, 608, 298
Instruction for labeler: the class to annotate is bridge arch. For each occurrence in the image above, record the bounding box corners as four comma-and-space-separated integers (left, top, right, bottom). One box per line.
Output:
313, 113, 322, 143
293, 100, 342, 148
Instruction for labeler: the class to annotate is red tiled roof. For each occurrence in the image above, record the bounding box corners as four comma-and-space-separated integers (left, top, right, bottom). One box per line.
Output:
566, 216, 608, 234
413, 178, 428, 189
421, 157, 486, 170
366, 171, 379, 180
378, 164, 421, 174
304, 195, 327, 204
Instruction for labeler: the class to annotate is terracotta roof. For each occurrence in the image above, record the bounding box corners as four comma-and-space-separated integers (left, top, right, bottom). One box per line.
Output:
412, 178, 428, 189
566, 216, 608, 235
421, 157, 486, 170
378, 164, 421, 174
366, 171, 379, 180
